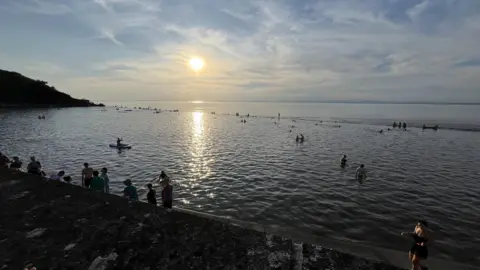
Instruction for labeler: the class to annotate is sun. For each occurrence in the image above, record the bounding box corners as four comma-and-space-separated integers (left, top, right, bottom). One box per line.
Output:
189, 57, 205, 72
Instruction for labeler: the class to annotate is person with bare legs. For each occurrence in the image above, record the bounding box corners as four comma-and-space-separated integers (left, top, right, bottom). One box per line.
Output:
401, 220, 430, 270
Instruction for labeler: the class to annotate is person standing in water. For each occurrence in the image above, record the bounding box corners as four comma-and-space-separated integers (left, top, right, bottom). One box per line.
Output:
401, 220, 430, 270
355, 164, 367, 182
81, 163, 94, 188
101, 167, 110, 193
403, 122, 407, 130
162, 179, 173, 210
147, 183, 157, 205
340, 155, 347, 166
300, 134, 305, 142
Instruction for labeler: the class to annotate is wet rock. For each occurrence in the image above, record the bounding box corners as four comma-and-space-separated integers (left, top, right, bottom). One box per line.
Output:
25, 228, 46, 238
64, 243, 76, 252
88, 252, 118, 270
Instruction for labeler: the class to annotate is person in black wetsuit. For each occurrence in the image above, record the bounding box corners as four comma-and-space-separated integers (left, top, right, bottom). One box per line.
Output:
401, 220, 429, 270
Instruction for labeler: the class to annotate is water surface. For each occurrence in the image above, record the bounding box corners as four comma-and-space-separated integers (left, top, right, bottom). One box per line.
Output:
1, 102, 479, 264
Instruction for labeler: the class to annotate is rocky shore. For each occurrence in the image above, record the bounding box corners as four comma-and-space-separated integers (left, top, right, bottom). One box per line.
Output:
0, 169, 407, 270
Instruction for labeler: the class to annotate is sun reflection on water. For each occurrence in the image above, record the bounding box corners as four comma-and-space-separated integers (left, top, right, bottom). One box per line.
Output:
188, 112, 212, 184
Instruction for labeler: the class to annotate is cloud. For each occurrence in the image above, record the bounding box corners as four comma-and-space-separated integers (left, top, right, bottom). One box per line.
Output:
0, 0, 479, 102
453, 58, 480, 68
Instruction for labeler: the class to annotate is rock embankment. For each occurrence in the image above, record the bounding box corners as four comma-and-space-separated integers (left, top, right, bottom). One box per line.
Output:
0, 169, 404, 270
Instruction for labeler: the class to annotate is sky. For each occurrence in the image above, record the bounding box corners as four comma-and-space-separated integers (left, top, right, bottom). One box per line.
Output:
1, 0, 480, 103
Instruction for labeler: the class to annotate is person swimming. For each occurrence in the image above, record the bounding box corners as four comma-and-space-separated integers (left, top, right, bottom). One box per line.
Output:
340, 155, 347, 166
355, 164, 367, 182
296, 135, 300, 142
401, 220, 430, 270
300, 134, 304, 142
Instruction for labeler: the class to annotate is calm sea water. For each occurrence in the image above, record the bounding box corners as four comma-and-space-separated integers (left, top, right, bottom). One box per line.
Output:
1, 102, 479, 264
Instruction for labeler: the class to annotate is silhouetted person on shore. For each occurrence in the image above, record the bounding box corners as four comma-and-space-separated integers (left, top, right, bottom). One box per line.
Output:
393, 122, 397, 128
403, 122, 407, 130
101, 167, 110, 193
82, 163, 93, 188
9, 156, 22, 170
147, 183, 157, 205
0, 152, 10, 168
123, 179, 138, 201
27, 156, 41, 175
90, 170, 105, 192
162, 180, 173, 210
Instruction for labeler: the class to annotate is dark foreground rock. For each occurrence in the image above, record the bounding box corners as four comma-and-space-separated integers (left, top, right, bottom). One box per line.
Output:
0, 169, 405, 270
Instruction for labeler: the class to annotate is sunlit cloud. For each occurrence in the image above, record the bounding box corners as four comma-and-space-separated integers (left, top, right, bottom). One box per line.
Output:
0, 0, 479, 102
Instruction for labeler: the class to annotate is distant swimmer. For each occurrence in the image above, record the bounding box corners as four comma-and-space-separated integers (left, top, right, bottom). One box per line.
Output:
379, 130, 383, 134
355, 164, 367, 182
296, 135, 300, 142
300, 134, 305, 142
340, 155, 347, 166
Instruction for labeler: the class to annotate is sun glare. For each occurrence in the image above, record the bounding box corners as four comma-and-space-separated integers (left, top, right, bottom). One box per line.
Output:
189, 57, 205, 72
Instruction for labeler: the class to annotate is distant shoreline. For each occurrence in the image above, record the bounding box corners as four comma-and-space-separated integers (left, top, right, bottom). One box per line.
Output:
98, 100, 480, 106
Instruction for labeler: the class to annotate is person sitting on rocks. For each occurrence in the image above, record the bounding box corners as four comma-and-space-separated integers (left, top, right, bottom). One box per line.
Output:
123, 179, 138, 201
63, 176, 72, 184
27, 156, 42, 175
0, 152, 10, 168
49, 170, 65, 181
9, 156, 22, 170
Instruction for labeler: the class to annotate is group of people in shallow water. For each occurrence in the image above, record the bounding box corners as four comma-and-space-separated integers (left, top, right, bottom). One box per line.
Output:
339, 155, 368, 183
0, 152, 174, 210
295, 134, 305, 143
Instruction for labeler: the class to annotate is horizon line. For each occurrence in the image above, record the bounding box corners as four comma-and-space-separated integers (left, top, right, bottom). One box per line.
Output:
93, 100, 480, 105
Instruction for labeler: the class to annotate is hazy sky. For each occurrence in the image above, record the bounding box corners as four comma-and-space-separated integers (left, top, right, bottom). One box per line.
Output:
1, 0, 480, 102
